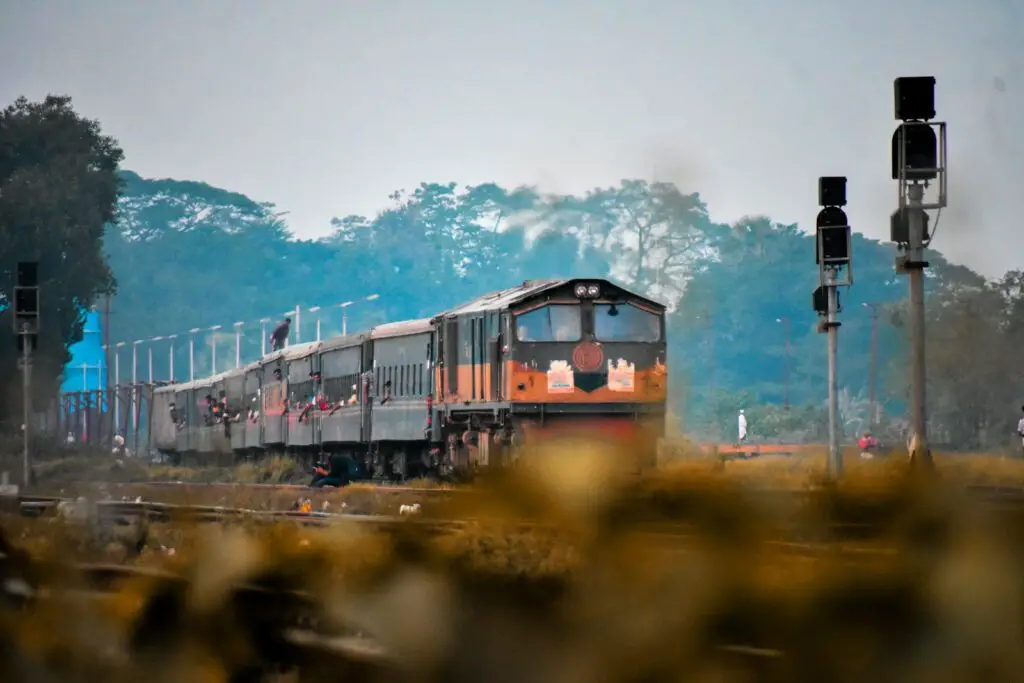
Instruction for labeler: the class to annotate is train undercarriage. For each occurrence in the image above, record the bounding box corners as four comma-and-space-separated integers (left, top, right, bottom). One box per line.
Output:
172, 407, 663, 485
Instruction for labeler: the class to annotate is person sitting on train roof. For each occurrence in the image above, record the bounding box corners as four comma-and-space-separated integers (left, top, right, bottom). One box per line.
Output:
269, 317, 291, 352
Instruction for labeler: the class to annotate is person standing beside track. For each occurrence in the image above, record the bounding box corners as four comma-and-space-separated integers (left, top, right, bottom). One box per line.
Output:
1017, 405, 1024, 457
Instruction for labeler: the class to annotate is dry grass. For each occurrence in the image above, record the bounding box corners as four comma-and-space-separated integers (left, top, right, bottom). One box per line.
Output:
4, 439, 1024, 681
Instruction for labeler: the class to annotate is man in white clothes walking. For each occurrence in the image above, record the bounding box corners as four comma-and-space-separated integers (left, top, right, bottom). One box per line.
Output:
1017, 405, 1024, 457
738, 409, 748, 442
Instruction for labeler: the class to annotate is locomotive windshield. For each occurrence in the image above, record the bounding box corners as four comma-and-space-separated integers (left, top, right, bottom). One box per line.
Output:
594, 303, 661, 342
515, 304, 582, 342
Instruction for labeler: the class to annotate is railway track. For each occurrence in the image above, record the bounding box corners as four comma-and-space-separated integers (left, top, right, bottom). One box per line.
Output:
0, 495, 919, 562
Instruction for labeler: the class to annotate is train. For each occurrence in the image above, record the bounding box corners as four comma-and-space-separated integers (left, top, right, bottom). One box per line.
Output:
150, 278, 668, 480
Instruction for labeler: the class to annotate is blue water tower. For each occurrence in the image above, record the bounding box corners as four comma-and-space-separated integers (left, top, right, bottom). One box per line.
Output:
61, 309, 107, 393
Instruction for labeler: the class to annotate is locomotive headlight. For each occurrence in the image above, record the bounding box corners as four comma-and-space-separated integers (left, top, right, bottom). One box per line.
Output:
586, 284, 600, 297
574, 284, 588, 297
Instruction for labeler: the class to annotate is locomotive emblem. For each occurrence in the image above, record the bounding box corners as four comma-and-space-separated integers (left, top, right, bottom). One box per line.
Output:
572, 342, 604, 372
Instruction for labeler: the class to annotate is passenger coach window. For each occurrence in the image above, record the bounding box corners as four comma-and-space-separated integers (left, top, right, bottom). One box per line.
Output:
594, 303, 661, 342
515, 305, 581, 342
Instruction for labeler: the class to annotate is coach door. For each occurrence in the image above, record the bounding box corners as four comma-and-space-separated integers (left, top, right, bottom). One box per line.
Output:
487, 312, 501, 400
468, 315, 486, 401
442, 317, 458, 401
360, 339, 374, 441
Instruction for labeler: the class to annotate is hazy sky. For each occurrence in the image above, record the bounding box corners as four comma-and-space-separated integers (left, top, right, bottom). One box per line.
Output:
1, 0, 1021, 277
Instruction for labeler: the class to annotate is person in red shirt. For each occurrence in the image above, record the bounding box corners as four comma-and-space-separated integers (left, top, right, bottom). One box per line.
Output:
858, 431, 879, 459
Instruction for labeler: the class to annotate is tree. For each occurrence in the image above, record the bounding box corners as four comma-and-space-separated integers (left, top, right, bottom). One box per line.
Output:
0, 95, 123, 420
49, 167, 1016, 450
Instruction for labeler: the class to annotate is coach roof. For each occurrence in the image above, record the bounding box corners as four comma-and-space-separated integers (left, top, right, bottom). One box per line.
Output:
370, 318, 433, 340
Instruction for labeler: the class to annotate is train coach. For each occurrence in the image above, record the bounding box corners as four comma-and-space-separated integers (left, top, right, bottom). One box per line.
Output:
151, 278, 668, 480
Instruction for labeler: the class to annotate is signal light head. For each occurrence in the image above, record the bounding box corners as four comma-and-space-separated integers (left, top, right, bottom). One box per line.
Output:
891, 124, 938, 182
815, 207, 851, 265
894, 76, 936, 121
812, 286, 828, 315
818, 176, 847, 207
16, 261, 38, 287
13, 287, 38, 316
890, 207, 930, 244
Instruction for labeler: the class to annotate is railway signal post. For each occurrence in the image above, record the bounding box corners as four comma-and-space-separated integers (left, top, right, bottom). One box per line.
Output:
12, 261, 39, 488
814, 177, 853, 479
891, 76, 947, 470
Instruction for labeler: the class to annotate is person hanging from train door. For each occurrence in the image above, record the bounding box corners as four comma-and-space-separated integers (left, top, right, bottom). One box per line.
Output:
169, 402, 185, 431
269, 317, 291, 353
248, 395, 260, 423
203, 394, 217, 426
210, 394, 224, 425
298, 371, 325, 423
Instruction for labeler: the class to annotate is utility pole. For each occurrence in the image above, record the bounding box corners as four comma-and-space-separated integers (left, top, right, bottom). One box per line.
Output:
13, 261, 39, 489
209, 325, 222, 375
890, 76, 947, 470
103, 295, 113, 441
863, 303, 879, 428
826, 273, 840, 472
308, 307, 321, 342
814, 177, 854, 479
114, 342, 124, 432
341, 302, 351, 337
189, 328, 199, 381
168, 335, 176, 382
234, 322, 243, 368
776, 316, 791, 410
340, 294, 380, 338
148, 337, 161, 383
132, 340, 141, 432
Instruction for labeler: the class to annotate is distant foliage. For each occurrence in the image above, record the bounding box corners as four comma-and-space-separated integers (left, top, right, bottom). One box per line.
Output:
0, 95, 123, 421
1, 93, 1018, 448
100, 173, 1023, 449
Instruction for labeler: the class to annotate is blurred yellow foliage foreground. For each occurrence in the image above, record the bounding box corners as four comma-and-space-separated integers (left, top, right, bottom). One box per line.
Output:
4, 443, 1024, 683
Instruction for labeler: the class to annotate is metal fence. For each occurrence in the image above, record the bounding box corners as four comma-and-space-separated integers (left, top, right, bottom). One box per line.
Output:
48, 382, 167, 457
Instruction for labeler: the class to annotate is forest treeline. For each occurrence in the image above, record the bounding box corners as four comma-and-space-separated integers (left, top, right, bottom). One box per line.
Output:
1, 95, 1021, 448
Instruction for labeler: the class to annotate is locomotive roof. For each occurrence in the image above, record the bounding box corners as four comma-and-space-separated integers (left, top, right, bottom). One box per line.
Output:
440, 279, 564, 316
440, 278, 665, 316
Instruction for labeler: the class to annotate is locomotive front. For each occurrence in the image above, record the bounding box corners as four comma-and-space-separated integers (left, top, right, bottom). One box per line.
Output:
505, 279, 667, 466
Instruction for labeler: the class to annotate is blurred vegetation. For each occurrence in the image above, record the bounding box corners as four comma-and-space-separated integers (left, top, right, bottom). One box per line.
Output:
3, 445, 1024, 682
